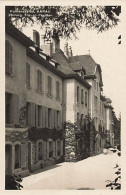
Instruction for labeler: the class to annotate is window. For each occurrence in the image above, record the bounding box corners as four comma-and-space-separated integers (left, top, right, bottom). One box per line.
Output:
48, 108, 51, 128
57, 111, 60, 128
37, 70, 42, 92
48, 76, 52, 96
5, 92, 19, 125
38, 142, 43, 160
77, 86, 79, 102
85, 91, 87, 107
38, 106, 42, 127
97, 82, 99, 91
26, 63, 30, 88
77, 112, 79, 127
80, 114, 83, 126
57, 141, 61, 156
94, 80, 96, 89
26, 102, 31, 126
56, 81, 60, 100
5, 93, 12, 124
81, 89, 84, 104
81, 71, 84, 78
15, 145, 21, 169
49, 141, 53, 158
5, 40, 13, 75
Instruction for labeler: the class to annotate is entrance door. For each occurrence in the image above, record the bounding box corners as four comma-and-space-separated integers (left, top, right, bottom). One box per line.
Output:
5, 144, 12, 175
28, 142, 31, 171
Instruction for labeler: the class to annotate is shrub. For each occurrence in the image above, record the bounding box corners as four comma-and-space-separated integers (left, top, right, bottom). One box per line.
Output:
5, 174, 23, 190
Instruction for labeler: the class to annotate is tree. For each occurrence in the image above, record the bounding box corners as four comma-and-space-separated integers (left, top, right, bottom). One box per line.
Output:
6, 6, 121, 40
112, 111, 121, 146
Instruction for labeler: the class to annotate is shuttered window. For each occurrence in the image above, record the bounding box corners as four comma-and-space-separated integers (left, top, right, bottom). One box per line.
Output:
26, 102, 31, 126
57, 111, 60, 129
26, 63, 30, 88
5, 92, 19, 125
48, 76, 52, 96
48, 108, 51, 129
21, 144, 27, 168
56, 81, 60, 100
15, 145, 21, 169
81, 89, 84, 104
77, 86, 79, 102
85, 91, 88, 107
37, 70, 42, 92
5, 40, 13, 75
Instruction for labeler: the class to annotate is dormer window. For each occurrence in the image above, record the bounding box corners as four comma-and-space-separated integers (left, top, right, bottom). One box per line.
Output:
81, 71, 84, 79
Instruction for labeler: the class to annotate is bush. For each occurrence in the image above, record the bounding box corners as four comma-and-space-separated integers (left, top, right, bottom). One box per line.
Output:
106, 147, 121, 190
5, 174, 23, 190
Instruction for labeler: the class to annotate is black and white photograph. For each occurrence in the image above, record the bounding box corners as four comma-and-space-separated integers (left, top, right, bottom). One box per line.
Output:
2, 1, 125, 191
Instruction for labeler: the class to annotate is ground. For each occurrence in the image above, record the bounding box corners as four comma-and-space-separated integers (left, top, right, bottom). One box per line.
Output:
22, 151, 120, 190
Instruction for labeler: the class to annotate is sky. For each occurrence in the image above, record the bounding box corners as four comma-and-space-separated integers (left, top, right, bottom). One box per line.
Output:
20, 8, 125, 118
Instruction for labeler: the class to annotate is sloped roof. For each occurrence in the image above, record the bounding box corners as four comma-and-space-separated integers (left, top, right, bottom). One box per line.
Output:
52, 49, 75, 75
69, 61, 83, 71
69, 55, 97, 75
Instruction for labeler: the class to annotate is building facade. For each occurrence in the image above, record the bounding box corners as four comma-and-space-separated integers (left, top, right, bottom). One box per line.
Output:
5, 22, 115, 177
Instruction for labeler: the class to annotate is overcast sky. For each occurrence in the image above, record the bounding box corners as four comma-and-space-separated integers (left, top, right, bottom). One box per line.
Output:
60, 19, 123, 118
21, 8, 125, 118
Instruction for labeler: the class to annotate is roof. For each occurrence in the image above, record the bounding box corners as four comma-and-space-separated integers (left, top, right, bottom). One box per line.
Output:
69, 55, 97, 75
52, 49, 75, 75
6, 22, 35, 47
27, 48, 65, 78
69, 61, 83, 71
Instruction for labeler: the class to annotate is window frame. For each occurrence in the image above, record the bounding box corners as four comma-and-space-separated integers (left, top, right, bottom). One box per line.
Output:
5, 40, 13, 76
26, 63, 31, 89
77, 86, 79, 103
56, 81, 60, 100
47, 76, 52, 97
37, 69, 42, 93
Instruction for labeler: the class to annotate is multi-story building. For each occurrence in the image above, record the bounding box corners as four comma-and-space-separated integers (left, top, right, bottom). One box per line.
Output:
5, 22, 115, 177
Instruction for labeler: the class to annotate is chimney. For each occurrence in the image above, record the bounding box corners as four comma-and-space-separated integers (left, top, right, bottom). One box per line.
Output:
64, 42, 69, 57
52, 37, 60, 53
33, 30, 40, 48
68, 46, 73, 57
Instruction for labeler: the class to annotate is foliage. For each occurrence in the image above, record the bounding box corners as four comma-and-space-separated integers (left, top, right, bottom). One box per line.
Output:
106, 147, 121, 190
112, 111, 121, 145
5, 174, 23, 190
6, 6, 121, 40
106, 164, 121, 190
28, 127, 64, 141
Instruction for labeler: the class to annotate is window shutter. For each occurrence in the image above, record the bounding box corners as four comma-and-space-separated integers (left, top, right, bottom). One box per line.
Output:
26, 63, 30, 88
31, 103, 35, 127
21, 144, 27, 168
51, 109, 55, 129
42, 106, 46, 128
55, 110, 57, 129
45, 107, 48, 128
39, 106, 42, 128
5, 40, 9, 73
9, 43, 13, 74
37, 70, 39, 91
59, 111, 62, 129
35, 105, 38, 127
13, 94, 19, 125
